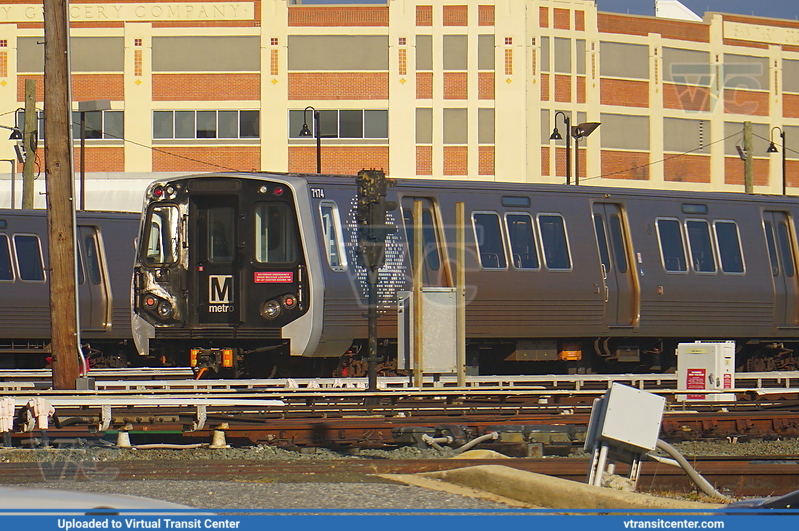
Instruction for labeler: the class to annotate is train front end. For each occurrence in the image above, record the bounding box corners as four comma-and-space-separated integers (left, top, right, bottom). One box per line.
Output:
132, 173, 323, 377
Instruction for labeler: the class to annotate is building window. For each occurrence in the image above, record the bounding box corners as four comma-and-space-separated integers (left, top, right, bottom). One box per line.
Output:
505, 37, 512, 45
288, 109, 388, 139
17, 110, 124, 141
398, 37, 406, 46
271, 37, 278, 46
134, 38, 142, 47
153, 110, 259, 139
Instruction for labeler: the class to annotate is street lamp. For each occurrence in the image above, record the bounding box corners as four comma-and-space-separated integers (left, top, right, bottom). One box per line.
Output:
77, 99, 111, 210
298, 106, 322, 173
550, 111, 571, 185
572, 122, 601, 186
767, 126, 786, 196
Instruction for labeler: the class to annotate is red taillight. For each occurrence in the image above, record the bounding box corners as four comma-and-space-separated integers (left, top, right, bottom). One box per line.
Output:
153, 186, 164, 199
282, 294, 297, 309
273, 186, 284, 197
143, 295, 158, 309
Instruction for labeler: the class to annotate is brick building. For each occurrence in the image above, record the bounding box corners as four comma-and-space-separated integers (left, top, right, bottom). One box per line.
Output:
1, 0, 798, 206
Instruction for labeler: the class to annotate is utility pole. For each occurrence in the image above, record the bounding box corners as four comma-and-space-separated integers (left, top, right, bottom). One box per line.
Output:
22, 79, 36, 209
44, 0, 81, 390
744, 121, 753, 194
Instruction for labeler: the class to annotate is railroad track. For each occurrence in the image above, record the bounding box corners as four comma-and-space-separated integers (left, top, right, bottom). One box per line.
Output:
0, 457, 795, 498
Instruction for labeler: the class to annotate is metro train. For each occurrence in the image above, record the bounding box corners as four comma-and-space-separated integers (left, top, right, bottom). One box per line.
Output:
0, 209, 140, 369
131, 172, 799, 378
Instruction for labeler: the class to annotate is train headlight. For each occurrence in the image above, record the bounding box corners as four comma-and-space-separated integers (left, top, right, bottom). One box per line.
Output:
143, 294, 158, 310
165, 185, 176, 199
157, 301, 173, 318
260, 299, 281, 319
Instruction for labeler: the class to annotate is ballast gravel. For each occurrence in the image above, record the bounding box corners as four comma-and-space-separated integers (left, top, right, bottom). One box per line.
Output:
1, 439, 798, 509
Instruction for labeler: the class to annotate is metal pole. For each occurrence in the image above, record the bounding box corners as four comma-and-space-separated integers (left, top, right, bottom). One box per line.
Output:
574, 136, 580, 186
80, 111, 85, 211
314, 110, 321, 173
565, 115, 571, 185
366, 266, 378, 393
782, 130, 787, 196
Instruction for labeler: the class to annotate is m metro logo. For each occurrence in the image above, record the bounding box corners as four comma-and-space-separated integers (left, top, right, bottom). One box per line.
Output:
208, 275, 234, 313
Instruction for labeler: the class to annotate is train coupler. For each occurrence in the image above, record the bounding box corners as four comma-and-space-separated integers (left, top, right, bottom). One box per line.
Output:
190, 348, 239, 378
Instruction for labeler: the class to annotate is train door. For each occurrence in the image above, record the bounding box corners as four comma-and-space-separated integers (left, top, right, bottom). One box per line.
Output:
400, 197, 451, 287
189, 195, 241, 326
76, 226, 111, 331
763, 211, 799, 327
591, 203, 637, 327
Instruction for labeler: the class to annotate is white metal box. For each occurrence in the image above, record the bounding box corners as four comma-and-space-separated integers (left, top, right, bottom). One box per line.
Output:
397, 287, 458, 373
584, 382, 665, 454
677, 341, 736, 402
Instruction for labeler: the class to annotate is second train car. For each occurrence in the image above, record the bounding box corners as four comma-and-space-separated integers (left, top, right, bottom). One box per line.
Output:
131, 172, 799, 377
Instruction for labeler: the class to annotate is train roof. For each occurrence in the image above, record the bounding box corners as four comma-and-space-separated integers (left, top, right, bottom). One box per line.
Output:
156, 171, 799, 207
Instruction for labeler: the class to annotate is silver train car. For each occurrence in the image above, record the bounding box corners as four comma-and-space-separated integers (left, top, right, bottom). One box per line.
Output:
0, 209, 140, 369
132, 172, 799, 377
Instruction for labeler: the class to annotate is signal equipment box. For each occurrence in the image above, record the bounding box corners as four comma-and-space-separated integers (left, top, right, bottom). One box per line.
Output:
676, 341, 736, 402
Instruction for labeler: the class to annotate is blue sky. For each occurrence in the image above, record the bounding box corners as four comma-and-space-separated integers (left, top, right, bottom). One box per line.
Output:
300, 0, 798, 21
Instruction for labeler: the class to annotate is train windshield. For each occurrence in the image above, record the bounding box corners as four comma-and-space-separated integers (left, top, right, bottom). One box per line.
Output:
143, 204, 180, 265
254, 203, 298, 264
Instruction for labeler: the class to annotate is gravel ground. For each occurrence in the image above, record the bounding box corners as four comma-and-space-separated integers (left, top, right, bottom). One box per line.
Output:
1, 439, 797, 509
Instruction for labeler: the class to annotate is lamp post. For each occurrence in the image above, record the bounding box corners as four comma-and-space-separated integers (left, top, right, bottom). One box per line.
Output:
77, 100, 111, 210
298, 106, 321, 173
550, 111, 571, 185
767, 126, 786, 196
571, 122, 601, 186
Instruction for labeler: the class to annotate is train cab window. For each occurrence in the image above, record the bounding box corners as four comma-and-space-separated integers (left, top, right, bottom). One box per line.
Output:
254, 204, 298, 264
506, 213, 539, 269
714, 221, 744, 274
538, 214, 571, 270
472, 212, 507, 270
13, 235, 45, 281
686, 220, 716, 273
208, 207, 235, 263
143, 204, 179, 265
402, 208, 441, 271
319, 201, 347, 271
656, 218, 687, 272
0, 235, 12, 281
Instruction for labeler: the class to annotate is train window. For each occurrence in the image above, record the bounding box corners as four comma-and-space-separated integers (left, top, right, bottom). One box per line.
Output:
593, 214, 611, 274
0, 235, 12, 281
13, 235, 45, 281
656, 218, 687, 273
472, 212, 507, 270
84, 235, 102, 284
506, 213, 539, 269
714, 221, 744, 274
143, 205, 179, 265
319, 201, 347, 271
778, 222, 795, 278
254, 204, 298, 264
609, 215, 628, 274
207, 207, 235, 263
403, 208, 441, 271
686, 220, 716, 273
764, 221, 780, 276
538, 214, 571, 270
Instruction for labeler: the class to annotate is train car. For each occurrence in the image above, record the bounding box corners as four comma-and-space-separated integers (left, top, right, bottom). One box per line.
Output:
131, 172, 799, 377
0, 209, 140, 369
